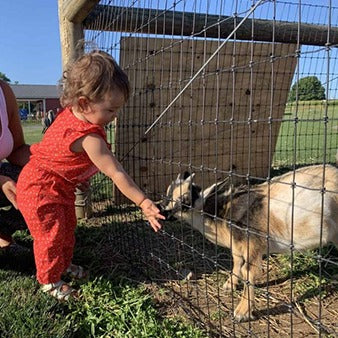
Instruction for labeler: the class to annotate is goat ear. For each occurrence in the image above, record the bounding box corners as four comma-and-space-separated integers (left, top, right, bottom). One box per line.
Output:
215, 178, 229, 193
201, 178, 229, 199
201, 183, 217, 199
176, 172, 190, 182
176, 172, 195, 183
179, 171, 195, 180
185, 172, 195, 183
176, 172, 190, 181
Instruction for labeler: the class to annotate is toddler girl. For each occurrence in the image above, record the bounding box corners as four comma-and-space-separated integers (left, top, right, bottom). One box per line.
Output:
17, 51, 164, 300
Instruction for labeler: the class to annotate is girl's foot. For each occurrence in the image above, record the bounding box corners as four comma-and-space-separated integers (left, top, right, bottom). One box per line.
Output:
41, 280, 78, 301
65, 263, 89, 280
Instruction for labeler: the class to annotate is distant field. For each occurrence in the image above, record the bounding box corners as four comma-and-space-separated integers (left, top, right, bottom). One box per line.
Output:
273, 100, 338, 166
21, 121, 43, 145
22, 121, 116, 146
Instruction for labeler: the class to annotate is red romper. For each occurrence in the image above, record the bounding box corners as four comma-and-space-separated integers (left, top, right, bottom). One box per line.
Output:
17, 108, 108, 284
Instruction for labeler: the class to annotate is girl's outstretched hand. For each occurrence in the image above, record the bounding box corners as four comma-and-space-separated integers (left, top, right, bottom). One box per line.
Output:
139, 198, 165, 232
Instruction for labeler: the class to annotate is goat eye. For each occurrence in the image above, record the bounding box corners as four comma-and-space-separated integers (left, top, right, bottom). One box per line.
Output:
182, 193, 190, 204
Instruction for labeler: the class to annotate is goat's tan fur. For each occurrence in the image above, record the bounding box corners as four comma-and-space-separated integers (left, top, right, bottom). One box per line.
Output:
164, 165, 338, 321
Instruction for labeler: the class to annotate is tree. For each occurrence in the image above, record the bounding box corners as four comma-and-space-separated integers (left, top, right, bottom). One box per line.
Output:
288, 76, 326, 102
0, 72, 11, 83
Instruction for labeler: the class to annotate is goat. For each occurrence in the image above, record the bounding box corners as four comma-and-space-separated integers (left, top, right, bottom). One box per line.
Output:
162, 165, 338, 321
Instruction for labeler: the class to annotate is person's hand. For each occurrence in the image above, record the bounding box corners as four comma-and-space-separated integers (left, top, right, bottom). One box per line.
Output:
139, 198, 165, 232
1, 178, 18, 209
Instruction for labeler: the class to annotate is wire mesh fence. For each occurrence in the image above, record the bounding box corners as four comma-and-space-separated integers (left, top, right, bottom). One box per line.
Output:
83, 1, 337, 336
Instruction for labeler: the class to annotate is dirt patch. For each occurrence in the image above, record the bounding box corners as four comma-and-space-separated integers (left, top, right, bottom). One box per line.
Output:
145, 270, 338, 337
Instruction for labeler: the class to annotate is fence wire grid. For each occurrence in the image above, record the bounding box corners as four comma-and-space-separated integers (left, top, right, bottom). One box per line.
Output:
83, 1, 338, 336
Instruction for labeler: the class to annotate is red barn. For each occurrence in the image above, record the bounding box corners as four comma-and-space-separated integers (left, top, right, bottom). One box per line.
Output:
10, 84, 61, 119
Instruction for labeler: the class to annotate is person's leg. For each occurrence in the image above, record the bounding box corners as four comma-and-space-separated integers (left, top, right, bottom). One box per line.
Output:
30, 203, 70, 284
62, 204, 77, 270
30, 203, 79, 300
61, 204, 89, 280
0, 163, 26, 247
16, 178, 78, 299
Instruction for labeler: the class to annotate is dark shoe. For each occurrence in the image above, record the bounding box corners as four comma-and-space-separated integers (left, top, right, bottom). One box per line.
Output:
0, 242, 31, 256
0, 206, 27, 235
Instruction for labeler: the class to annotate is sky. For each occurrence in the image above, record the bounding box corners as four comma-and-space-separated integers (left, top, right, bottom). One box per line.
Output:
0, 0, 336, 96
0, 1, 62, 85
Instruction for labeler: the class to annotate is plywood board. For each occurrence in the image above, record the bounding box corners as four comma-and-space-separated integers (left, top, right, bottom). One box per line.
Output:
117, 38, 297, 200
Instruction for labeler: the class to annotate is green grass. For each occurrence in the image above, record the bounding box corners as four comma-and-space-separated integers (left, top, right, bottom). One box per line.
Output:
68, 279, 204, 337
272, 246, 338, 302
21, 121, 115, 148
21, 121, 43, 144
273, 100, 338, 166
0, 225, 205, 338
0, 270, 72, 337
91, 173, 113, 202
0, 271, 204, 338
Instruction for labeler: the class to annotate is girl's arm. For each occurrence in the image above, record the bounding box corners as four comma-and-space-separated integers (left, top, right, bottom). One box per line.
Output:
79, 133, 164, 232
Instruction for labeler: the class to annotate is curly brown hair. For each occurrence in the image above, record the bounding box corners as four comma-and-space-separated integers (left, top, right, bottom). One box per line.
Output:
60, 51, 130, 108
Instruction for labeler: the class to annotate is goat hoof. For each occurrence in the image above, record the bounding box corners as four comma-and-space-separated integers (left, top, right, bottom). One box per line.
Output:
234, 304, 255, 322
234, 311, 255, 322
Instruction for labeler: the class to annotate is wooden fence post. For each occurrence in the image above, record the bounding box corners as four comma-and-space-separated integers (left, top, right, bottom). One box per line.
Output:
58, 0, 100, 219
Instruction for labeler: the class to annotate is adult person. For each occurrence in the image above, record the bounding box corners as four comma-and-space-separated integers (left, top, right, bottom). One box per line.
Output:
0, 79, 30, 251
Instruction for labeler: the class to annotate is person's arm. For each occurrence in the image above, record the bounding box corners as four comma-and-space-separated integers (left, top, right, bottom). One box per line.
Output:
0, 81, 31, 166
79, 133, 165, 232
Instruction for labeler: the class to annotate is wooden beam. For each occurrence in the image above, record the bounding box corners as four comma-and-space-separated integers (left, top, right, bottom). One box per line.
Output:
62, 0, 100, 23
84, 5, 338, 47
58, 0, 83, 70
58, 0, 99, 219
58, 0, 100, 70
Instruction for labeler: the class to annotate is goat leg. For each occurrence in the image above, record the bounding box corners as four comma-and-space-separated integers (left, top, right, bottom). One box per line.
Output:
223, 252, 243, 291
234, 252, 262, 322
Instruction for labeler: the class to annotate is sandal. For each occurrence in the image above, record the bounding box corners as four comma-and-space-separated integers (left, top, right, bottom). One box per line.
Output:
41, 280, 78, 301
64, 263, 89, 280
